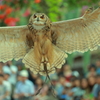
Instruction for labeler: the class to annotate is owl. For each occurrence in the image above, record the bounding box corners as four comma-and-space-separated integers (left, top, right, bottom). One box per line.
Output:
0, 7, 100, 76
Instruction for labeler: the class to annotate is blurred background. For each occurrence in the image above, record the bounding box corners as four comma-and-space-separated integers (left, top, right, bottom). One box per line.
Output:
0, 0, 100, 100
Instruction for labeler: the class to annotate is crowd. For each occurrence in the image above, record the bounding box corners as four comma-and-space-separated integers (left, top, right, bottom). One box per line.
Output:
0, 60, 100, 100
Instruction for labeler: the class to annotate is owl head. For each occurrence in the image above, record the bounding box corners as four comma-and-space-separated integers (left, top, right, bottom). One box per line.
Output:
29, 13, 51, 26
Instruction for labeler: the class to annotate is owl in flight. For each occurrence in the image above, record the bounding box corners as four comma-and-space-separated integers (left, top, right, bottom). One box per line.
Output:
0, 7, 100, 76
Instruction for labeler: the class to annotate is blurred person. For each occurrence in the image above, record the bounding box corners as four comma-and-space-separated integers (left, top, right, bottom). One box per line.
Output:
50, 75, 58, 89
66, 77, 77, 100
35, 77, 44, 92
59, 88, 69, 100
34, 85, 50, 100
87, 64, 96, 77
59, 83, 73, 100
3, 61, 18, 100
0, 74, 10, 100
13, 70, 35, 100
13, 74, 22, 100
31, 73, 38, 85
80, 78, 94, 100
87, 76, 96, 93
3, 73, 12, 100
27, 68, 37, 84
16, 63, 23, 72
3, 62, 11, 75
7, 61, 18, 85
56, 76, 66, 96
96, 60, 100, 74
93, 74, 100, 100
47, 75, 59, 98
56, 65, 64, 76
16, 75, 22, 82
3, 61, 18, 85
65, 82, 73, 100
70, 78, 84, 99
50, 73, 59, 87
62, 64, 72, 82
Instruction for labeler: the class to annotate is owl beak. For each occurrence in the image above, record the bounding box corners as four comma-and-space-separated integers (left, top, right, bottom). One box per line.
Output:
37, 18, 39, 21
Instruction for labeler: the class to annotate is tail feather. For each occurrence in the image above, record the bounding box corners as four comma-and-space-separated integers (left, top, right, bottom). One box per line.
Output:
22, 48, 40, 74
23, 46, 67, 75
51, 45, 67, 69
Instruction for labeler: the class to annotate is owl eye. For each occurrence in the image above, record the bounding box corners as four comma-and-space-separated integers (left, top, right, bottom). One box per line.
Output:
34, 15, 37, 18
40, 15, 44, 19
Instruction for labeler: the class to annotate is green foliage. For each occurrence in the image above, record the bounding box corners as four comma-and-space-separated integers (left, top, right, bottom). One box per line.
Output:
83, 51, 91, 72
45, 0, 62, 21
67, 0, 100, 9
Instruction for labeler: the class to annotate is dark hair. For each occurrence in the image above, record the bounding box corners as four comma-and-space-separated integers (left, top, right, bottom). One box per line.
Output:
88, 64, 96, 71
96, 74, 100, 78
4, 73, 10, 76
0, 74, 4, 77
70, 77, 80, 82
73, 77, 81, 81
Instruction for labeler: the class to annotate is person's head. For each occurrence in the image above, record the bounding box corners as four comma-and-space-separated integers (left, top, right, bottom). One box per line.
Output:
35, 77, 43, 86
80, 78, 88, 89
3, 73, 10, 80
31, 72, 38, 78
96, 60, 100, 67
88, 76, 96, 86
59, 76, 66, 86
19, 70, 29, 82
6, 61, 12, 66
16, 64, 23, 71
73, 78, 80, 87
63, 64, 71, 72
96, 74, 100, 84
51, 78, 58, 86
70, 77, 76, 87
17, 75, 22, 82
0, 74, 4, 84
88, 64, 96, 72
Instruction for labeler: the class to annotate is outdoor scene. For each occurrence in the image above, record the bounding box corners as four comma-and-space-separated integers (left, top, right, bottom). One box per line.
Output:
0, 0, 100, 100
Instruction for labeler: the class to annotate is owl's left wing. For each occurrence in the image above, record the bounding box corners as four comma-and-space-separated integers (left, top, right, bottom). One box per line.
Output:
0, 25, 31, 62
51, 7, 100, 53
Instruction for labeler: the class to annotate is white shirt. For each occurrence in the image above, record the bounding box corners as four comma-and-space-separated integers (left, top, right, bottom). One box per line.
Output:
3, 65, 18, 85
3, 80, 12, 99
15, 80, 35, 95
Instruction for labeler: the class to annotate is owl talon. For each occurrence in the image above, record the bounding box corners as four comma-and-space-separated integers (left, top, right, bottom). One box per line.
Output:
40, 63, 44, 70
44, 56, 48, 62
47, 63, 50, 70
41, 56, 44, 62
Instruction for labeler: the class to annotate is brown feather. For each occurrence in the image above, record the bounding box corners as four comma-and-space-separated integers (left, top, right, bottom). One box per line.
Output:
51, 7, 100, 53
0, 25, 30, 62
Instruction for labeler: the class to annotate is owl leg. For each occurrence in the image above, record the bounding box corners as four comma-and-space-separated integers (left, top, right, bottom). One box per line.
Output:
42, 39, 54, 66
39, 56, 44, 70
40, 55, 50, 71
44, 55, 50, 69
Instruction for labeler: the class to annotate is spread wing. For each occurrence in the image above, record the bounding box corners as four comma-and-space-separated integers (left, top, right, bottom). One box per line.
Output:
51, 7, 100, 53
0, 25, 31, 62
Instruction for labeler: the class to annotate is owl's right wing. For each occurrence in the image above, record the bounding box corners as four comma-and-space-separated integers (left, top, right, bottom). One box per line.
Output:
51, 7, 100, 53
0, 25, 31, 62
